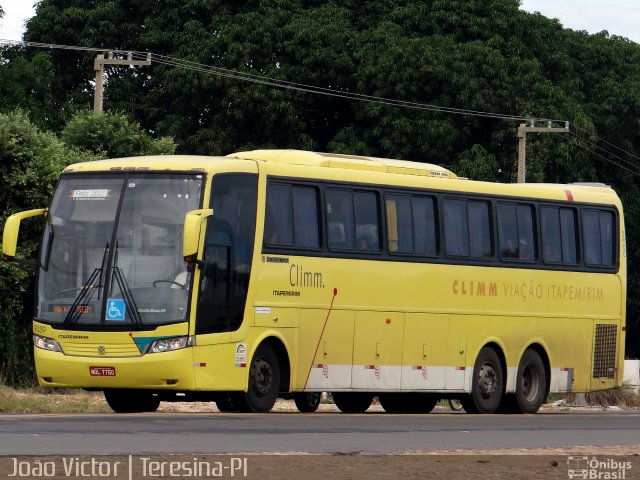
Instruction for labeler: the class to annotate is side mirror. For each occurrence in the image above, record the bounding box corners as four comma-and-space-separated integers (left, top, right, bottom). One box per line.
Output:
183, 208, 214, 260
2, 208, 47, 261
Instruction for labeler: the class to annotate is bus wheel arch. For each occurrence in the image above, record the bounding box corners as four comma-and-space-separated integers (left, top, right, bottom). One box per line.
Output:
258, 336, 291, 394
243, 338, 289, 413
462, 342, 506, 414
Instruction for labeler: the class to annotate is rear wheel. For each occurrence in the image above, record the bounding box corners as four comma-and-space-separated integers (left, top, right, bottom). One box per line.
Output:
104, 389, 160, 413
379, 393, 437, 413
332, 392, 373, 413
466, 347, 504, 414
294, 392, 321, 413
244, 344, 280, 413
515, 349, 547, 414
448, 398, 464, 412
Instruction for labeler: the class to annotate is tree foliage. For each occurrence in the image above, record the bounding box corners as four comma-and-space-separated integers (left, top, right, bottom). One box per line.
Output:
0, 0, 634, 372
0, 111, 96, 384
61, 111, 176, 158
0, 110, 176, 384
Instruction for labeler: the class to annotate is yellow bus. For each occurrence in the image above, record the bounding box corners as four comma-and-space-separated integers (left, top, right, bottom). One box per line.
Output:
2, 149, 625, 414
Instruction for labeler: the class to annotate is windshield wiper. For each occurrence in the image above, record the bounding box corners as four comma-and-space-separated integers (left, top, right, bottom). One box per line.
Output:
111, 241, 142, 326
64, 243, 109, 325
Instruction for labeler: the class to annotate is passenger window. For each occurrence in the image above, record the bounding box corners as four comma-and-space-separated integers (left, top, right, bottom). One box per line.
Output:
326, 189, 380, 252
326, 189, 355, 250
412, 196, 437, 255
497, 203, 535, 261
354, 191, 380, 252
444, 198, 491, 259
443, 199, 469, 257
265, 184, 293, 246
541, 206, 577, 264
468, 201, 492, 258
583, 210, 615, 266
292, 186, 320, 248
386, 195, 412, 253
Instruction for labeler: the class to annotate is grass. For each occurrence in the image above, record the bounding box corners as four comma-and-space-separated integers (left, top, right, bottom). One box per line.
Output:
0, 384, 110, 414
584, 385, 640, 408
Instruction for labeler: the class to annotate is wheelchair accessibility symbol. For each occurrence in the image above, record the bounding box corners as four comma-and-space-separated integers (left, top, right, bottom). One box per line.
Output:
106, 298, 126, 321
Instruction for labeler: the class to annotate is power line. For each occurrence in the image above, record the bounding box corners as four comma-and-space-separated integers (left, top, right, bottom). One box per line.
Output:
1, 38, 562, 124
2, 38, 639, 177
572, 123, 640, 165
568, 132, 640, 176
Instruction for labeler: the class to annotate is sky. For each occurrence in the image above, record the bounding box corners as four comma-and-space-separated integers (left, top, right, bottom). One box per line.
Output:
0, 0, 639, 43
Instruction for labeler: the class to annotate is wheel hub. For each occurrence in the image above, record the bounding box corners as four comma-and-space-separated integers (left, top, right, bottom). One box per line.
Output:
251, 358, 273, 397
478, 362, 497, 398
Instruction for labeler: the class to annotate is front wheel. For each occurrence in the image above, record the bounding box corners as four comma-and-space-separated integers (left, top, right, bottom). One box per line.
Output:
294, 392, 321, 412
104, 389, 160, 413
244, 344, 280, 413
466, 347, 504, 414
332, 392, 373, 413
515, 349, 547, 414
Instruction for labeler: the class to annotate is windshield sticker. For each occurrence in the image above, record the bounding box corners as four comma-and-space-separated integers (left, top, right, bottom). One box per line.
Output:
69, 189, 111, 200
105, 298, 126, 321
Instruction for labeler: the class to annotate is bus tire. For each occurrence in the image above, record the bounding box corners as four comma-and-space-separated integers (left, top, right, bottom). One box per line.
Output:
379, 393, 437, 413
104, 389, 160, 413
244, 344, 280, 413
515, 349, 547, 414
496, 393, 522, 414
294, 392, 321, 412
468, 347, 504, 414
332, 392, 373, 413
448, 398, 464, 412
216, 393, 241, 412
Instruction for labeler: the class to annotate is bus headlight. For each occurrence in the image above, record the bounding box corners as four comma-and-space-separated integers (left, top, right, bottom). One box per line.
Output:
33, 335, 62, 352
148, 336, 195, 354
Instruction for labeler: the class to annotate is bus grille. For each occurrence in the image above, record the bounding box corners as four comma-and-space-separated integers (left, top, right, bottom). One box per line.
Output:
62, 342, 141, 357
592, 324, 617, 379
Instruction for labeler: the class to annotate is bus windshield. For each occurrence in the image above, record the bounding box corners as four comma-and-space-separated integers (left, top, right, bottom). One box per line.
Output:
37, 173, 203, 327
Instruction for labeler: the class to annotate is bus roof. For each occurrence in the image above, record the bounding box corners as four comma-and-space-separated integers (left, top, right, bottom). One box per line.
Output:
60, 150, 620, 206
228, 149, 458, 179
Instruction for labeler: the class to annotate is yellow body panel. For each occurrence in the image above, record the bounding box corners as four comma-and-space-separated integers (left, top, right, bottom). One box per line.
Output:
18, 150, 624, 397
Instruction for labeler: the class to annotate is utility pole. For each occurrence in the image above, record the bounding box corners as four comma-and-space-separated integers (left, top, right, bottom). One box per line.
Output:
93, 52, 152, 113
517, 120, 570, 183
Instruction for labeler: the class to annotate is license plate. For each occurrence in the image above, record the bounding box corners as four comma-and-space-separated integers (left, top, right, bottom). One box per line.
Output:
89, 366, 116, 376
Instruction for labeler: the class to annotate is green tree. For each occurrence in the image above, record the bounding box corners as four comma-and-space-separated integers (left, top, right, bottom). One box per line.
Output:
17, 0, 640, 357
0, 111, 98, 385
61, 111, 176, 158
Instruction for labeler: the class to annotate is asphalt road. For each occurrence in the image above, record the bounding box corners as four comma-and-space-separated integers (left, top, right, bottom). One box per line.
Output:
0, 411, 639, 455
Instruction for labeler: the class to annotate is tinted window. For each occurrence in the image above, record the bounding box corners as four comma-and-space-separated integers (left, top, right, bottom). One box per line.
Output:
444, 198, 491, 258
386, 194, 412, 253
198, 174, 257, 334
443, 199, 469, 256
326, 189, 355, 249
583, 210, 615, 266
326, 189, 380, 252
541, 206, 577, 264
354, 191, 380, 251
497, 203, 535, 261
412, 196, 437, 255
468, 201, 492, 257
292, 186, 320, 248
265, 184, 293, 246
